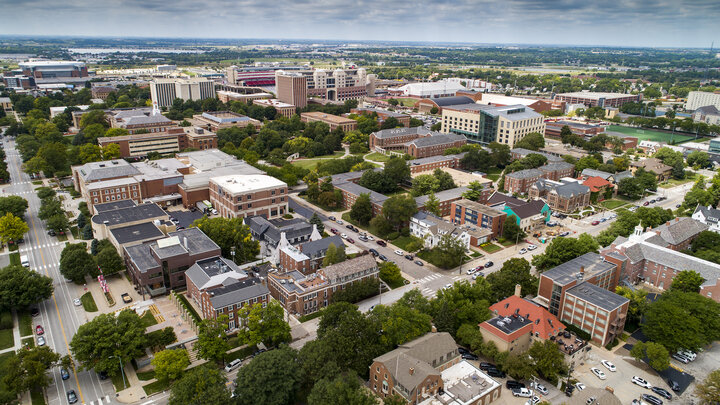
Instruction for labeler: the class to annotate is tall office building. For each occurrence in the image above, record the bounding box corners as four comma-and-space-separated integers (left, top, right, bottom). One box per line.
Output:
276, 73, 308, 108
150, 78, 216, 108
275, 68, 375, 106
686, 91, 720, 111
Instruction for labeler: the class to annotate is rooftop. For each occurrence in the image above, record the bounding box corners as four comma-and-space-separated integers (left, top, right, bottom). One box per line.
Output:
301, 111, 356, 124
93, 199, 137, 213
556, 91, 638, 100
453, 199, 506, 217
490, 295, 565, 340
254, 98, 294, 108
210, 174, 286, 194
372, 126, 432, 139
482, 314, 533, 336
199, 111, 254, 123
209, 278, 269, 309
109, 222, 165, 245
506, 168, 543, 180
322, 254, 378, 284
581, 168, 614, 180
74, 159, 140, 182
353, 107, 408, 118
420, 95, 474, 106
408, 133, 466, 148
566, 282, 629, 311
335, 182, 389, 205
419, 361, 500, 405
415, 186, 469, 207
185, 256, 247, 291
447, 104, 543, 121
651, 217, 708, 246
91, 203, 167, 226
582, 176, 612, 192
541, 252, 616, 286
510, 148, 564, 163
299, 235, 345, 258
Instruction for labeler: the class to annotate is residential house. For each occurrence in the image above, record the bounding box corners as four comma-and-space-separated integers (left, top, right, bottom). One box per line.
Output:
630, 158, 673, 181
487, 193, 550, 232
692, 204, 720, 233
410, 211, 491, 249
582, 176, 616, 201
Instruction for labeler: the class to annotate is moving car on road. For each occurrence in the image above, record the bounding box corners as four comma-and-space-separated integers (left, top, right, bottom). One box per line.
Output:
67, 390, 78, 404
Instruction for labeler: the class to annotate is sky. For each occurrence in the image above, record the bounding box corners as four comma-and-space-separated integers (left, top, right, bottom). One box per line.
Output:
0, 0, 718, 48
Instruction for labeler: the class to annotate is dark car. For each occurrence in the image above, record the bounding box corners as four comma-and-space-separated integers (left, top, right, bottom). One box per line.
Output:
61, 368, 70, 380
643, 201, 650, 206
328, 216, 336, 221
378, 255, 388, 261
641, 394, 663, 405
506, 380, 525, 390
47, 230, 56, 236
457, 346, 469, 355
404, 254, 413, 260
461, 353, 478, 361
330, 228, 338, 234
67, 390, 78, 404
30, 307, 39, 317
651, 387, 672, 400
414, 260, 424, 266
98, 371, 108, 380
376, 240, 387, 247
369, 248, 379, 256
479, 362, 495, 370
252, 348, 267, 357
591, 220, 600, 225
485, 261, 493, 268
346, 224, 354, 230
346, 238, 355, 244
486, 368, 505, 378
565, 384, 575, 397
667, 379, 680, 392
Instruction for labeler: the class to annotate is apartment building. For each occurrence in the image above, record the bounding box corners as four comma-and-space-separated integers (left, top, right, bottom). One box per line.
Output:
553, 92, 641, 108
351, 107, 410, 127
277, 235, 345, 274
185, 256, 269, 328
300, 112, 358, 132
414, 186, 469, 217
407, 154, 465, 174
441, 104, 545, 147
529, 179, 591, 213
544, 120, 606, 139
509, 148, 565, 163
487, 193, 550, 232
275, 68, 376, 105
209, 174, 288, 219
504, 162, 575, 194
150, 78, 216, 108
267, 254, 379, 316
192, 111, 262, 132
253, 99, 296, 118
275, 73, 308, 108
686, 91, 720, 111
410, 211, 491, 249
450, 199, 507, 240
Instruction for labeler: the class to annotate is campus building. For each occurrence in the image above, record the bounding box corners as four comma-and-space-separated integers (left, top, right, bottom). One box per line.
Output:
407, 153, 466, 174
629, 158, 673, 182
191, 111, 262, 132
97, 126, 218, 158
19, 60, 88, 79
300, 112, 358, 132
276, 73, 308, 108
530, 179, 591, 213
487, 193, 550, 232
369, 127, 467, 158
686, 91, 720, 111
209, 174, 288, 219
441, 104, 545, 147
415, 95, 475, 114
504, 162, 575, 194
544, 120, 606, 139
553, 92, 641, 108
410, 211, 491, 249
450, 199, 507, 240
150, 78, 216, 108
110, 109, 174, 134
275, 68, 376, 105
252, 99, 297, 118
277, 235, 346, 275
351, 107, 410, 127
475, 93, 554, 113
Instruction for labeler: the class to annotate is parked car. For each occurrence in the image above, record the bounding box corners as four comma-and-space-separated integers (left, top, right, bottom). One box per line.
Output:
31, 307, 39, 317
47, 230, 56, 236
358, 236, 368, 242
404, 254, 413, 260
328, 216, 336, 221
336, 219, 344, 225
512, 388, 533, 398
73, 298, 81, 306
224, 359, 242, 372
467, 268, 477, 275
632, 376, 652, 389
651, 387, 672, 400
533, 383, 548, 395
671, 353, 689, 364
472, 272, 484, 279
506, 381, 526, 390
643, 201, 650, 206
414, 260, 424, 266
376, 240, 387, 247
457, 347, 469, 355
347, 238, 355, 244
369, 248, 379, 256
330, 228, 338, 234
37, 336, 46, 346
378, 255, 388, 261
366, 235, 374, 241
575, 382, 586, 391
345, 224, 354, 230
97, 371, 108, 380
525, 396, 540, 405
485, 261, 493, 268
461, 353, 478, 361
560, 231, 570, 237
667, 379, 680, 392
527, 244, 537, 250
444, 283, 453, 290
341, 233, 348, 239
121, 293, 132, 303
519, 248, 527, 254
479, 362, 495, 370
36, 325, 44, 335
641, 393, 663, 405
67, 390, 78, 404
591, 220, 600, 225
394, 249, 404, 255
678, 349, 696, 361
486, 367, 505, 378
590, 367, 606, 380
601, 360, 616, 372
60, 368, 70, 380
650, 199, 656, 203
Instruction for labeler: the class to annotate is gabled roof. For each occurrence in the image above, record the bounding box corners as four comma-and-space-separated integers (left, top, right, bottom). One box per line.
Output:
695, 105, 720, 115
490, 295, 565, 339
322, 254, 377, 283
651, 217, 708, 246
693, 204, 720, 225
581, 168, 613, 180
554, 181, 591, 198
407, 133, 466, 148
583, 176, 612, 192
299, 235, 345, 258
208, 277, 269, 309
505, 168, 543, 180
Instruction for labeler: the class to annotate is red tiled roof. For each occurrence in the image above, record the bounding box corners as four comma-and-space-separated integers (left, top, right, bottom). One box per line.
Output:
582, 176, 612, 192
489, 295, 565, 339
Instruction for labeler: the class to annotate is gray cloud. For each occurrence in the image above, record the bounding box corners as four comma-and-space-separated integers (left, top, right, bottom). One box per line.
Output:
0, 0, 716, 47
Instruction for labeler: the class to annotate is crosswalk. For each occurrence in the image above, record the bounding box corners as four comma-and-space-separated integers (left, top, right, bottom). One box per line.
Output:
18, 242, 62, 252
416, 274, 466, 297
86, 395, 111, 405
416, 273, 442, 283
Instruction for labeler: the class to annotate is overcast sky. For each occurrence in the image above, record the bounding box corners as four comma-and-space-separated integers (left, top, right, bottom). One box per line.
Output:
0, 0, 718, 48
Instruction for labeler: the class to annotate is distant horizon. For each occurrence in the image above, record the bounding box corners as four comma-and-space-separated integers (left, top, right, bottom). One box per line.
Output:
0, 0, 718, 48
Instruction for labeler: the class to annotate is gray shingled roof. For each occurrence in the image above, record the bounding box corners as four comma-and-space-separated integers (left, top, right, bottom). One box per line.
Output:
506, 168, 543, 180
407, 133, 466, 148
121, 114, 171, 126
695, 105, 720, 115
91, 203, 166, 225
541, 162, 575, 173
581, 168, 613, 180
629, 242, 720, 288
335, 182, 389, 205
299, 235, 345, 258
693, 204, 720, 225
510, 148, 564, 163
245, 216, 314, 246
651, 217, 708, 246
427, 96, 475, 107
209, 278, 269, 309
614, 170, 633, 182
415, 186, 469, 206
322, 254, 377, 284
553, 182, 590, 198
109, 222, 164, 245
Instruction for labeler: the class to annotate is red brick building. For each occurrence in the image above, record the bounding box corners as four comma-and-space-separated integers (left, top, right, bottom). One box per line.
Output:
504, 162, 575, 194
369, 127, 466, 158
351, 107, 411, 127
450, 199, 507, 240
209, 174, 288, 219
277, 235, 345, 274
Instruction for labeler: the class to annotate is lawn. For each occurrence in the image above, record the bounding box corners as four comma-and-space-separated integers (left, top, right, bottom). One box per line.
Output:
600, 199, 631, 210
30, 389, 46, 405
384, 276, 408, 290
57, 233, 68, 242
0, 329, 14, 350
298, 310, 324, 323
18, 310, 32, 337
480, 243, 502, 253
290, 151, 347, 171
142, 379, 170, 395
498, 238, 516, 247
485, 167, 502, 182
140, 311, 158, 328
659, 172, 697, 188
607, 125, 695, 144
21, 337, 34, 348
136, 369, 156, 381
80, 292, 98, 312
392, 236, 421, 252
9, 252, 20, 266
341, 212, 385, 240
111, 369, 130, 391
395, 98, 420, 108
70, 226, 79, 239
364, 152, 392, 163
469, 251, 483, 258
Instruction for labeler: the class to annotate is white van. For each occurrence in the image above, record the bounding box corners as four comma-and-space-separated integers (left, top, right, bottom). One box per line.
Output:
20, 255, 29, 267
224, 359, 242, 372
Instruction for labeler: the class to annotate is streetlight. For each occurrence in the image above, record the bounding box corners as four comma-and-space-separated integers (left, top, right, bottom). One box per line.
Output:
109, 355, 126, 390
230, 246, 236, 264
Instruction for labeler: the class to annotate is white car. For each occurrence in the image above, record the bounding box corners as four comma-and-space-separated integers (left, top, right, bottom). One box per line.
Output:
632, 376, 652, 389
512, 388, 533, 398
37, 336, 46, 346
678, 349, 696, 361
224, 359, 242, 372
532, 383, 548, 395
527, 244, 538, 250
525, 396, 540, 405
601, 360, 616, 372
366, 235, 374, 241
519, 248, 528, 254
336, 219, 344, 225
575, 382, 586, 391
73, 298, 82, 306
444, 283, 453, 290
394, 249, 404, 256
467, 268, 477, 275
591, 367, 606, 380
341, 233, 348, 239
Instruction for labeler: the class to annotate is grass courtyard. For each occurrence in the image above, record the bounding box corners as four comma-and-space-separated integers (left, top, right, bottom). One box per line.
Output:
607, 125, 695, 144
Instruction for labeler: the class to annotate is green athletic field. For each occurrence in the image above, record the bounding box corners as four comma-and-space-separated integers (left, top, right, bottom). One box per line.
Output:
607, 125, 695, 144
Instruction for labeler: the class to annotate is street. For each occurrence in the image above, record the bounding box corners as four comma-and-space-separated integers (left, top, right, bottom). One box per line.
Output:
3, 138, 115, 405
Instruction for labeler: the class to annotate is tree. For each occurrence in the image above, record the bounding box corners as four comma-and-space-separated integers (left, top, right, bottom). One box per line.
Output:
238, 302, 292, 348
502, 215, 525, 242
370, 216, 393, 237
460, 149, 492, 171
643, 291, 720, 352
59, 244, 96, 283
323, 243, 346, 266
410, 174, 439, 197
630, 341, 669, 371
370, 302, 432, 348
512, 132, 544, 151
381, 194, 417, 231
0, 213, 29, 244
379, 262, 403, 288
35, 187, 56, 201
168, 365, 232, 405
77, 212, 87, 230
0, 264, 53, 310
192, 217, 259, 263
195, 316, 231, 365
81, 223, 93, 240
2, 346, 61, 394
687, 150, 710, 168
96, 246, 124, 275
430, 106, 439, 115
102, 143, 121, 160
380, 117, 400, 130
234, 346, 302, 405
696, 369, 720, 404
349, 193, 373, 226
151, 349, 190, 384
528, 340, 567, 382
615, 286, 648, 327
70, 310, 147, 376
307, 372, 376, 405
0, 195, 28, 219
485, 258, 538, 302
669, 270, 705, 293
502, 352, 536, 380
46, 213, 69, 233
432, 233, 466, 269
383, 157, 410, 185
424, 192, 441, 216
531, 233, 599, 272
309, 212, 324, 233
38, 198, 63, 220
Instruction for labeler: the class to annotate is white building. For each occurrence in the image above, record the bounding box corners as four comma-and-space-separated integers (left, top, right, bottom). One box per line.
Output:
692, 204, 720, 233
392, 79, 467, 99
686, 91, 720, 111
150, 78, 216, 108
410, 211, 470, 249
692, 105, 720, 126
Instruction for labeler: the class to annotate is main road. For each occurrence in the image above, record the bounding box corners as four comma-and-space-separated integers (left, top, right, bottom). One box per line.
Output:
3, 138, 115, 405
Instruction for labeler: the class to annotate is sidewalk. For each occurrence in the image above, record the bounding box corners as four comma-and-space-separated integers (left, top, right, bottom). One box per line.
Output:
0, 310, 22, 355
115, 360, 145, 404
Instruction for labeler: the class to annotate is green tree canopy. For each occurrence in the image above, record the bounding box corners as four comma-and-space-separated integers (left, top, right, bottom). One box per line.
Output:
531, 233, 599, 272
192, 217, 259, 263
2, 346, 61, 395
168, 365, 232, 405
0, 213, 29, 244
0, 264, 53, 310
59, 244, 96, 283
195, 315, 231, 365
238, 301, 292, 348
307, 372, 376, 405
349, 193, 373, 226
485, 258, 538, 303
696, 369, 720, 404
669, 270, 706, 293
0, 195, 29, 219
151, 349, 190, 383
643, 291, 720, 352
234, 346, 302, 405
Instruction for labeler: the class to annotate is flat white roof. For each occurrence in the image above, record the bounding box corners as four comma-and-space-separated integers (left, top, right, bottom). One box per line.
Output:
254, 99, 294, 108
210, 174, 286, 194
557, 91, 636, 100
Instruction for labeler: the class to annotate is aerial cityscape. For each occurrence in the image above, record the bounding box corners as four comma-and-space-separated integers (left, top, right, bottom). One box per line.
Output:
0, 2, 720, 405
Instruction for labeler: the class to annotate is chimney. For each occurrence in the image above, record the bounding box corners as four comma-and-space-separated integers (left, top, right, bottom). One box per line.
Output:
409, 368, 415, 375
514, 284, 522, 297
184, 237, 188, 249
666, 221, 670, 226
579, 266, 585, 275
675, 217, 679, 222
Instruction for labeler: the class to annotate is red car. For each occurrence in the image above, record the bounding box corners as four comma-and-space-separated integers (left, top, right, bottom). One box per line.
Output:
36, 325, 44, 335
376, 240, 387, 247
643, 201, 650, 206
330, 228, 338, 234
591, 220, 600, 225
347, 238, 355, 244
